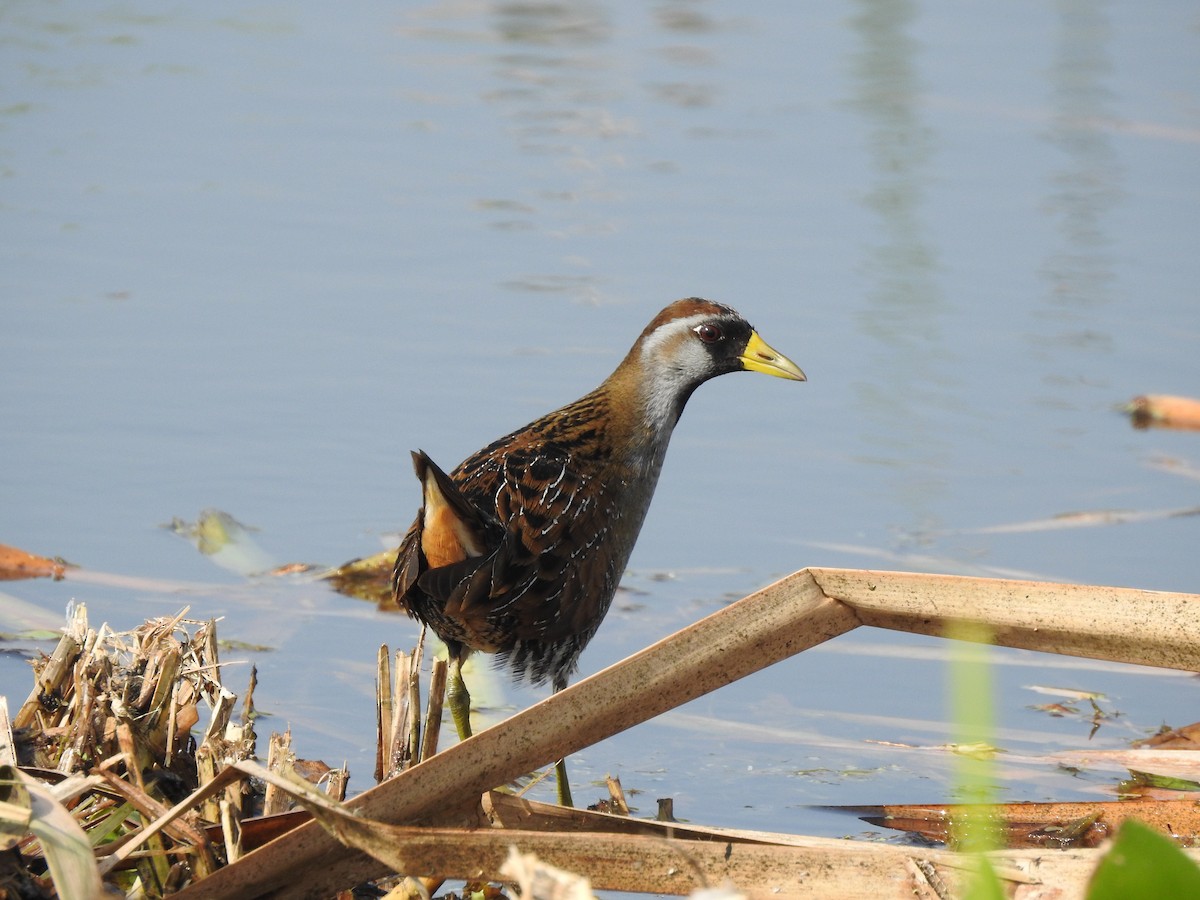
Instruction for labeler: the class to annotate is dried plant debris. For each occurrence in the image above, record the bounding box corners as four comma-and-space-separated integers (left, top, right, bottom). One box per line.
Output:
322, 548, 400, 604
1135, 721, 1200, 752
1025, 684, 1119, 738
1, 604, 346, 897
165, 509, 277, 577
159, 507, 406, 600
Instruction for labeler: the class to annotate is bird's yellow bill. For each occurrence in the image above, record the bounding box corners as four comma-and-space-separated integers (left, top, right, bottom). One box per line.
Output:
740, 331, 806, 381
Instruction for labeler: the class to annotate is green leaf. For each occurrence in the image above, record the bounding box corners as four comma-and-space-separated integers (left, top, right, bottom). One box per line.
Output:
1126, 769, 1200, 792
1087, 819, 1200, 900
10, 768, 104, 899
962, 856, 1006, 900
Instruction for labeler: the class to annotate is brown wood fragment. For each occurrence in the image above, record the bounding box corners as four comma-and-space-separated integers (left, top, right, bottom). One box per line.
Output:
0, 542, 67, 581
1135, 721, 1200, 751
603, 775, 629, 816
1126, 394, 1200, 430
838, 797, 1200, 849
264, 730, 296, 816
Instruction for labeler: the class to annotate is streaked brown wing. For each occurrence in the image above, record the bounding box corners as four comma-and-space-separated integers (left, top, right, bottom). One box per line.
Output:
390, 450, 502, 640
388, 518, 422, 610
450, 442, 624, 651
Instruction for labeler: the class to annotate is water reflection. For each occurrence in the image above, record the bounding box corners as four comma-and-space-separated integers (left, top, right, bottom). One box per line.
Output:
847, 0, 951, 527
401, 2, 630, 304
492, 1, 611, 47
398, 2, 747, 305
1037, 0, 1121, 358
488, 1, 621, 154
651, 5, 725, 120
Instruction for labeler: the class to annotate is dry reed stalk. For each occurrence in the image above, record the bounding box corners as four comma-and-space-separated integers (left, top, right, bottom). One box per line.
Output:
0, 698, 16, 769
14, 623, 82, 729
420, 659, 447, 763
404, 648, 423, 766
604, 775, 629, 816
167, 771, 1200, 900
378, 632, 444, 782
11, 605, 268, 892
321, 767, 349, 802
807, 568, 1200, 670
221, 798, 242, 864
94, 768, 218, 877
375, 645, 394, 784
263, 730, 296, 817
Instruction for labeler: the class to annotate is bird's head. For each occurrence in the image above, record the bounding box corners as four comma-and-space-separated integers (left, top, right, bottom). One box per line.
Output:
619, 297, 805, 429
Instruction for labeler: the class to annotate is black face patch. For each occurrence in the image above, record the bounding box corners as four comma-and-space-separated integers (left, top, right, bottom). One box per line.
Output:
698, 316, 753, 373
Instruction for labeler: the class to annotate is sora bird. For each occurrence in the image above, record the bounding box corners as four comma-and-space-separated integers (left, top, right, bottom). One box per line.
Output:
391, 297, 804, 804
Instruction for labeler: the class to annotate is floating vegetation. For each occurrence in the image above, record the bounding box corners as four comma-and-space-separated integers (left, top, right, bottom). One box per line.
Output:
1124, 394, 1200, 431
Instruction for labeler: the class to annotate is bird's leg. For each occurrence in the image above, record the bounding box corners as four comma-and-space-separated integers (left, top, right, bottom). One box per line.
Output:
554, 756, 573, 807
448, 655, 570, 803
446, 654, 473, 741
550, 679, 573, 806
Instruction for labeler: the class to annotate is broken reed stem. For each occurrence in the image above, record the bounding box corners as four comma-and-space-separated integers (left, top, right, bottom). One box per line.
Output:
196, 746, 220, 823
15, 629, 81, 729
221, 799, 242, 864
375, 645, 393, 785
62, 666, 96, 774
263, 730, 296, 817
405, 651, 422, 765
605, 775, 630, 816
321, 767, 348, 802
405, 628, 426, 765
165, 678, 181, 768
420, 659, 447, 763
377, 637, 446, 781
202, 687, 235, 747
391, 650, 412, 776
145, 647, 181, 760
242, 665, 258, 724
0, 698, 15, 769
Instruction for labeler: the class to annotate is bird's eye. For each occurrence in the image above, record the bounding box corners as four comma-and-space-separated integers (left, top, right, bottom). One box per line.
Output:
695, 323, 724, 344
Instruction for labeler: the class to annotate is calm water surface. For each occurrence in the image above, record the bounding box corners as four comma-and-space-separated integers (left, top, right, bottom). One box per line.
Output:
2, 0, 1198, 840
